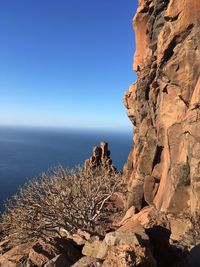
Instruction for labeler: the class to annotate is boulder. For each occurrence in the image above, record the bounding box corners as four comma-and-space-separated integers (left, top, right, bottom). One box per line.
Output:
102, 244, 156, 267
70, 230, 91, 246
101, 232, 156, 267
82, 228, 155, 266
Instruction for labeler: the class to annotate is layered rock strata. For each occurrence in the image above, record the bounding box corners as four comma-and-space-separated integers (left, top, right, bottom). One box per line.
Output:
124, 0, 200, 221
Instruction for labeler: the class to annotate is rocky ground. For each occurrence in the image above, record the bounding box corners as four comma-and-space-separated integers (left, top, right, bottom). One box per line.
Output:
1, 203, 200, 266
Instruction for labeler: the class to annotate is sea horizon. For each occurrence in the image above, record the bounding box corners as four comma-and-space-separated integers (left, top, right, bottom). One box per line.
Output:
0, 125, 132, 211
0, 123, 132, 134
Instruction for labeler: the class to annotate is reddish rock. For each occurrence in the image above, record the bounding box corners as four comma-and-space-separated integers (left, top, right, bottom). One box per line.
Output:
102, 242, 156, 267
28, 239, 58, 266
84, 142, 116, 173
0, 238, 81, 267
82, 236, 102, 259
119, 206, 136, 225
81, 230, 156, 267
0, 242, 36, 266
71, 256, 101, 267
123, 0, 200, 239
44, 253, 72, 267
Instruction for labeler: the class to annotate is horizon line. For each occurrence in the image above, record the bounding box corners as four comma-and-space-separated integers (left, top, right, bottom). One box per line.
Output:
0, 123, 133, 134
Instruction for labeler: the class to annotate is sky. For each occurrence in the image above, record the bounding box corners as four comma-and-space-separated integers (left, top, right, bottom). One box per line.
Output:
0, 0, 138, 131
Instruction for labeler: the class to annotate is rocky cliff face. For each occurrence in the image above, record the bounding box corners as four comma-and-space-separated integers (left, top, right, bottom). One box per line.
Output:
124, 0, 200, 220
1, 2, 200, 266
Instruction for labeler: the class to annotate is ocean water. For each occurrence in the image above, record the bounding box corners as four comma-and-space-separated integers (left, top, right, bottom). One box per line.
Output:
0, 126, 132, 212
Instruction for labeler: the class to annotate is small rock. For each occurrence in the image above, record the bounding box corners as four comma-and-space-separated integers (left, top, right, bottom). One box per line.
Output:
82, 236, 103, 258
118, 219, 149, 242
71, 256, 102, 267
120, 206, 136, 225
44, 253, 71, 267
104, 231, 140, 247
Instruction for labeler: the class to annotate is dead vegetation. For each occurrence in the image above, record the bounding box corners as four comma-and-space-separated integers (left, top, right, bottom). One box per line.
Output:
1, 165, 124, 245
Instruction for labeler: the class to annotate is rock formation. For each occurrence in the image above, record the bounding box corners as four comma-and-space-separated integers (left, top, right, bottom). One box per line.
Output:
1, 1, 200, 266
123, 0, 200, 231
84, 142, 116, 173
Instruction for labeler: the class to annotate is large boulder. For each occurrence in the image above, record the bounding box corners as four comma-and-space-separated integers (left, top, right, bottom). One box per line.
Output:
82, 226, 156, 267
101, 231, 156, 267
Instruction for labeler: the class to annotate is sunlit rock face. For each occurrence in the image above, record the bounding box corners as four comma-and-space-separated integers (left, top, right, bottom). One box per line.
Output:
124, 0, 200, 215
84, 142, 117, 173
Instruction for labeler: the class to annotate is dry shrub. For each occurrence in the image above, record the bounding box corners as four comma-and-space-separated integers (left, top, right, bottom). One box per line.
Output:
1, 166, 124, 245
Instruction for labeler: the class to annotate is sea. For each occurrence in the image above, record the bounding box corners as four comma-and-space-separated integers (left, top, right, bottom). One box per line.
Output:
0, 126, 132, 212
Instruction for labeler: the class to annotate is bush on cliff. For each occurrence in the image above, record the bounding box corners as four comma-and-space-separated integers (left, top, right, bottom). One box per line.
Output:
1, 166, 123, 245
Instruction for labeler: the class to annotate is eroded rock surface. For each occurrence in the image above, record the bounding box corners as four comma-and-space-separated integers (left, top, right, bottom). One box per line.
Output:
124, 0, 200, 227
0, 238, 82, 267
81, 229, 156, 267
1, 1, 200, 267
84, 142, 116, 173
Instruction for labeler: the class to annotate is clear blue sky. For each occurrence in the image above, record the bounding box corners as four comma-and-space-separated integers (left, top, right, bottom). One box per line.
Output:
0, 0, 137, 131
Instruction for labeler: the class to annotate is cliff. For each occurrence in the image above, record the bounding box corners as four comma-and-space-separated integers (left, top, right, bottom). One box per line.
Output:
124, 0, 200, 223
1, 1, 200, 266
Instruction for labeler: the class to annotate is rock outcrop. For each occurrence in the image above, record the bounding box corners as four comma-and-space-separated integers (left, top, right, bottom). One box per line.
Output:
81, 229, 156, 267
1, 1, 200, 266
123, 0, 200, 233
84, 142, 116, 173
0, 238, 82, 267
